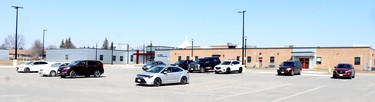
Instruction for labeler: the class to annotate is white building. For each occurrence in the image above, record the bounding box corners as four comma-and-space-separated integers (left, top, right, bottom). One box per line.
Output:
46, 48, 147, 64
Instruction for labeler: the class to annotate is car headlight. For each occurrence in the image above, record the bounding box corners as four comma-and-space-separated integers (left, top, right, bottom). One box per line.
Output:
147, 75, 154, 78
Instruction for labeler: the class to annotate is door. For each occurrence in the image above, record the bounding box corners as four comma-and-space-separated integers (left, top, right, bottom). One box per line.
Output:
299, 58, 309, 69
161, 67, 174, 84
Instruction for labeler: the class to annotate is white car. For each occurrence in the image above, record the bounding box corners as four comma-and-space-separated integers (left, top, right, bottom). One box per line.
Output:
16, 61, 50, 73
39, 62, 69, 77
214, 60, 244, 74
135, 66, 189, 86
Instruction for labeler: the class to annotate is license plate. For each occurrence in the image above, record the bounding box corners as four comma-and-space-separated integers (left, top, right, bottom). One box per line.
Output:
281, 71, 284, 74
339, 74, 343, 76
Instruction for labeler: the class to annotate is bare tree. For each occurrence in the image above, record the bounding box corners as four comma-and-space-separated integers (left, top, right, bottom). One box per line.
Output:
31, 40, 43, 58
2, 34, 25, 49
47, 45, 57, 49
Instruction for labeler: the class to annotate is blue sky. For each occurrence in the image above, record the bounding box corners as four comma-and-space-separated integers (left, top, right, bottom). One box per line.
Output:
1, 0, 375, 49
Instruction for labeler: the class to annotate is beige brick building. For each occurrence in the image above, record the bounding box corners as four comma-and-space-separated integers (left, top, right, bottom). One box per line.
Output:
160, 46, 375, 71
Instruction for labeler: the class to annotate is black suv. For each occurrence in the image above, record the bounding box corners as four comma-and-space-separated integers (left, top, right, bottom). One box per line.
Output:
171, 60, 194, 70
188, 57, 221, 73
277, 60, 302, 76
58, 60, 104, 78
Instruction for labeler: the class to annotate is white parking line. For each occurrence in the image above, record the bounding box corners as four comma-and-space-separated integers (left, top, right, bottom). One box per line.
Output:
271, 85, 324, 102
215, 83, 293, 100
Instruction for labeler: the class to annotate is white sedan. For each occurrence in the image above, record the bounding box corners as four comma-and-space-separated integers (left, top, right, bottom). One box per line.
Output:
135, 66, 189, 86
16, 61, 50, 73
39, 62, 69, 77
214, 60, 244, 74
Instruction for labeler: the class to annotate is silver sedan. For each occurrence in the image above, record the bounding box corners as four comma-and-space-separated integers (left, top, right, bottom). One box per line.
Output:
135, 66, 189, 86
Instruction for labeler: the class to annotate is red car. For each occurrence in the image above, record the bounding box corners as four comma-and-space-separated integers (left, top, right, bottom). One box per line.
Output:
332, 63, 355, 79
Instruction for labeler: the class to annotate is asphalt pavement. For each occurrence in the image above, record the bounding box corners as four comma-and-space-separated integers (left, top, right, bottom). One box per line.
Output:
0, 66, 374, 102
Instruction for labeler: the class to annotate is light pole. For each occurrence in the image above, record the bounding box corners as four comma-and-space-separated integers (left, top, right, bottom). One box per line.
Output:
245, 36, 247, 67
42, 29, 47, 60
127, 44, 129, 64
238, 10, 246, 65
191, 39, 193, 60
95, 42, 98, 60
12, 6, 23, 60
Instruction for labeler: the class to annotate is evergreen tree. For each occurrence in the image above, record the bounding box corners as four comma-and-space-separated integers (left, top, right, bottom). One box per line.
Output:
59, 40, 65, 48
102, 38, 109, 49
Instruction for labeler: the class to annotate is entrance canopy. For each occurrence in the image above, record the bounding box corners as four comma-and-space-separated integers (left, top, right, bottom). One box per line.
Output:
291, 51, 315, 57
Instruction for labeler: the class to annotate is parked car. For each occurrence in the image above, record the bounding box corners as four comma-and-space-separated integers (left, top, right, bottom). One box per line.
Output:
171, 60, 194, 70
188, 57, 221, 73
39, 62, 69, 77
142, 61, 166, 71
277, 60, 302, 76
214, 60, 244, 74
58, 60, 104, 78
332, 63, 355, 79
135, 66, 189, 86
16, 61, 50, 73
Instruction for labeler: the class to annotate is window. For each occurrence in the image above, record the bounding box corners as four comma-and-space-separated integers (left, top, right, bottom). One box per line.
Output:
100, 55, 104, 61
40, 62, 48, 64
112, 56, 116, 61
213, 58, 220, 64
65, 55, 69, 60
247, 56, 251, 63
130, 55, 134, 62
178, 56, 182, 61
233, 61, 240, 65
120, 56, 124, 62
270, 56, 275, 63
171, 67, 183, 72
316, 57, 322, 64
186, 56, 190, 60
355, 57, 360, 65
237, 56, 240, 61
195, 56, 198, 61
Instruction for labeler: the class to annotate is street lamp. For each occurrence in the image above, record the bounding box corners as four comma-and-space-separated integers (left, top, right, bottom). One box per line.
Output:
12, 6, 23, 60
42, 29, 47, 60
238, 10, 246, 65
191, 39, 193, 60
245, 36, 247, 66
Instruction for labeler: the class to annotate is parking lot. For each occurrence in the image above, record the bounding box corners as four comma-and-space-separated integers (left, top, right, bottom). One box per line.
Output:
0, 65, 374, 102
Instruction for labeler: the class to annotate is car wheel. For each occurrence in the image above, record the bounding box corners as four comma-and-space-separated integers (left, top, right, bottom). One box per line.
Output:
49, 71, 57, 76
214, 71, 219, 74
24, 68, 30, 73
94, 70, 101, 77
238, 67, 243, 73
69, 70, 77, 78
200, 67, 205, 73
226, 68, 231, 74
352, 74, 355, 78
154, 78, 162, 86
180, 76, 188, 85
298, 69, 302, 75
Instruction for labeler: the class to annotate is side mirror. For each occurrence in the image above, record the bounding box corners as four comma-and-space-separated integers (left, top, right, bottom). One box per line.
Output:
334, 66, 337, 68
162, 71, 168, 74
279, 65, 281, 67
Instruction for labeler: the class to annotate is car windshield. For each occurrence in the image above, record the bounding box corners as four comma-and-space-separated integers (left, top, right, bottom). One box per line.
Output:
281, 62, 294, 66
68, 61, 80, 67
220, 61, 232, 65
337, 64, 351, 69
145, 66, 165, 73
25, 61, 33, 65
51, 63, 61, 67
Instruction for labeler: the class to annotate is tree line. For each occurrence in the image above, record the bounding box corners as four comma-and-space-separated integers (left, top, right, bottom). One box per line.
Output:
0, 34, 117, 60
